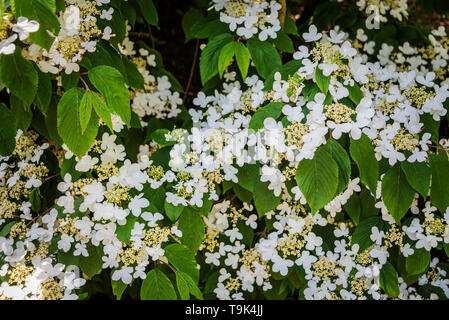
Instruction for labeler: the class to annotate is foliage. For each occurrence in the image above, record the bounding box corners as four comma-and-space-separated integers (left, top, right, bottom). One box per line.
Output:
0, 0, 449, 301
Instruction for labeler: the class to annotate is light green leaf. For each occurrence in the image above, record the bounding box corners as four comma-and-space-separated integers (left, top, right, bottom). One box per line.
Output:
349, 134, 379, 194
164, 244, 199, 283
81, 91, 113, 132
218, 41, 235, 78
199, 33, 233, 85
88, 65, 131, 126
246, 38, 281, 79
381, 164, 415, 223
295, 146, 339, 214
141, 269, 177, 300
57, 87, 99, 157
234, 41, 250, 81
315, 66, 330, 94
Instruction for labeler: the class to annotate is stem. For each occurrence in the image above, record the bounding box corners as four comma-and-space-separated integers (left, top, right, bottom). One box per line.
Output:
184, 39, 200, 104
161, 260, 178, 273
80, 76, 90, 91
279, 0, 287, 26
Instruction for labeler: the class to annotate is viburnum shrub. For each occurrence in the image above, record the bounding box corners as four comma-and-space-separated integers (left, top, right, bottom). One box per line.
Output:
0, 0, 449, 300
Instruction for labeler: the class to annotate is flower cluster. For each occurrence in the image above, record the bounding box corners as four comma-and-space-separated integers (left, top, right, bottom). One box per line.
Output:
212, 0, 282, 40
356, 0, 409, 29
23, 0, 115, 74
0, 15, 39, 55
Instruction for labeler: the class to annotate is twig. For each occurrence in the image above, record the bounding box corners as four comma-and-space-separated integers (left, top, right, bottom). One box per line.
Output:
184, 39, 200, 104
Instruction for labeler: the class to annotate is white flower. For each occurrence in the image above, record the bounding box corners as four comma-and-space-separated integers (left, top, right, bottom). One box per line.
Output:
370, 227, 384, 245
112, 267, 133, 284
12, 17, 39, 41
75, 155, 99, 172
302, 25, 322, 42
128, 193, 150, 217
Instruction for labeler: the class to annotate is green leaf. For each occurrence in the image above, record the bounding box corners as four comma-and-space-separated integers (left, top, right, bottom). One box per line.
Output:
182, 7, 203, 42
57, 87, 99, 157
0, 103, 17, 156
379, 262, 400, 298
247, 38, 281, 79
10, 95, 32, 131
88, 65, 131, 126
178, 207, 205, 253
151, 129, 176, 146
199, 33, 233, 85
115, 214, 137, 245
61, 72, 79, 90
141, 269, 177, 300
344, 193, 360, 225
272, 30, 294, 53
253, 180, 282, 217
122, 57, 145, 89
234, 42, 250, 81
81, 91, 113, 132
136, 0, 158, 26
236, 163, 260, 192
35, 71, 52, 114
112, 278, 127, 300
315, 66, 330, 94
401, 161, 431, 197
29, 188, 42, 212
284, 16, 299, 36
347, 82, 364, 105
324, 139, 351, 195
381, 164, 415, 223
0, 222, 16, 237
176, 271, 203, 300
233, 183, 253, 204
164, 244, 199, 283
248, 102, 284, 131
406, 248, 431, 275
79, 243, 102, 278
164, 201, 184, 222
0, 49, 38, 106
429, 154, 449, 212
349, 134, 379, 194
295, 146, 339, 214
351, 216, 384, 252
14, 0, 60, 50
218, 41, 235, 78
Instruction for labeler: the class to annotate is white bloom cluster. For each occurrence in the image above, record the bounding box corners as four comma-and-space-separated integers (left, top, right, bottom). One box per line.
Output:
119, 24, 183, 120
212, 0, 282, 40
23, 0, 116, 74
356, 0, 408, 29
0, 16, 39, 55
